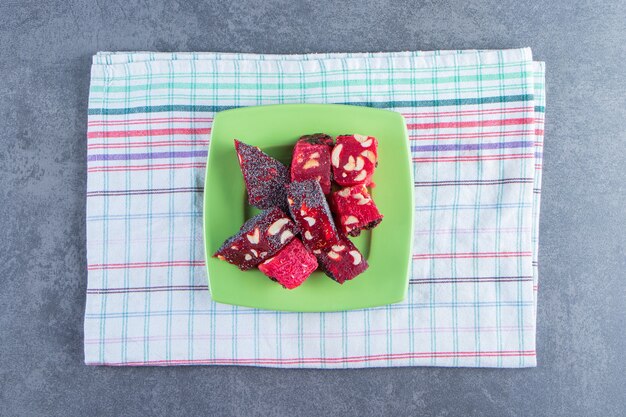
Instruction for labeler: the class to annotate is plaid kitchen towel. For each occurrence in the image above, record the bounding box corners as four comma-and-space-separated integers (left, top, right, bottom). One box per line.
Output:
85, 48, 545, 367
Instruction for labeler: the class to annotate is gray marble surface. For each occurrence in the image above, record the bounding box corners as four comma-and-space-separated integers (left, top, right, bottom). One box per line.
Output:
1, 1, 625, 416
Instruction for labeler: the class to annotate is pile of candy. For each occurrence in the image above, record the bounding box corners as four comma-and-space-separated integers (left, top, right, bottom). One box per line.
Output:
214, 134, 383, 289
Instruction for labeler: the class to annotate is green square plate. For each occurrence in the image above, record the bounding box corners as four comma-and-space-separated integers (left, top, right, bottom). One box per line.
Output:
204, 104, 413, 312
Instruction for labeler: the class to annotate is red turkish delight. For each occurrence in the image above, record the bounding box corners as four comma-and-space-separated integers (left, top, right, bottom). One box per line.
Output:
287, 179, 339, 250
234, 139, 290, 211
315, 236, 368, 284
213, 207, 298, 270
330, 185, 383, 236
331, 134, 378, 187
258, 238, 318, 289
290, 133, 333, 194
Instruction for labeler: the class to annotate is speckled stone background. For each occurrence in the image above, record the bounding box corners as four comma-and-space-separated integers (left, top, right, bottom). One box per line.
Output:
1, 1, 625, 416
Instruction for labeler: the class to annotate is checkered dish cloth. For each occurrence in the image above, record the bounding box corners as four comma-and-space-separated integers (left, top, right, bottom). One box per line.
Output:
85, 48, 545, 367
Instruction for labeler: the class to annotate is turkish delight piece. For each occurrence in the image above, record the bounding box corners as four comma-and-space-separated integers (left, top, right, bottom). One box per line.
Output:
315, 236, 368, 284
331, 134, 378, 187
287, 179, 339, 250
213, 207, 298, 270
258, 238, 318, 289
330, 185, 383, 237
234, 139, 290, 210
290, 133, 333, 194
